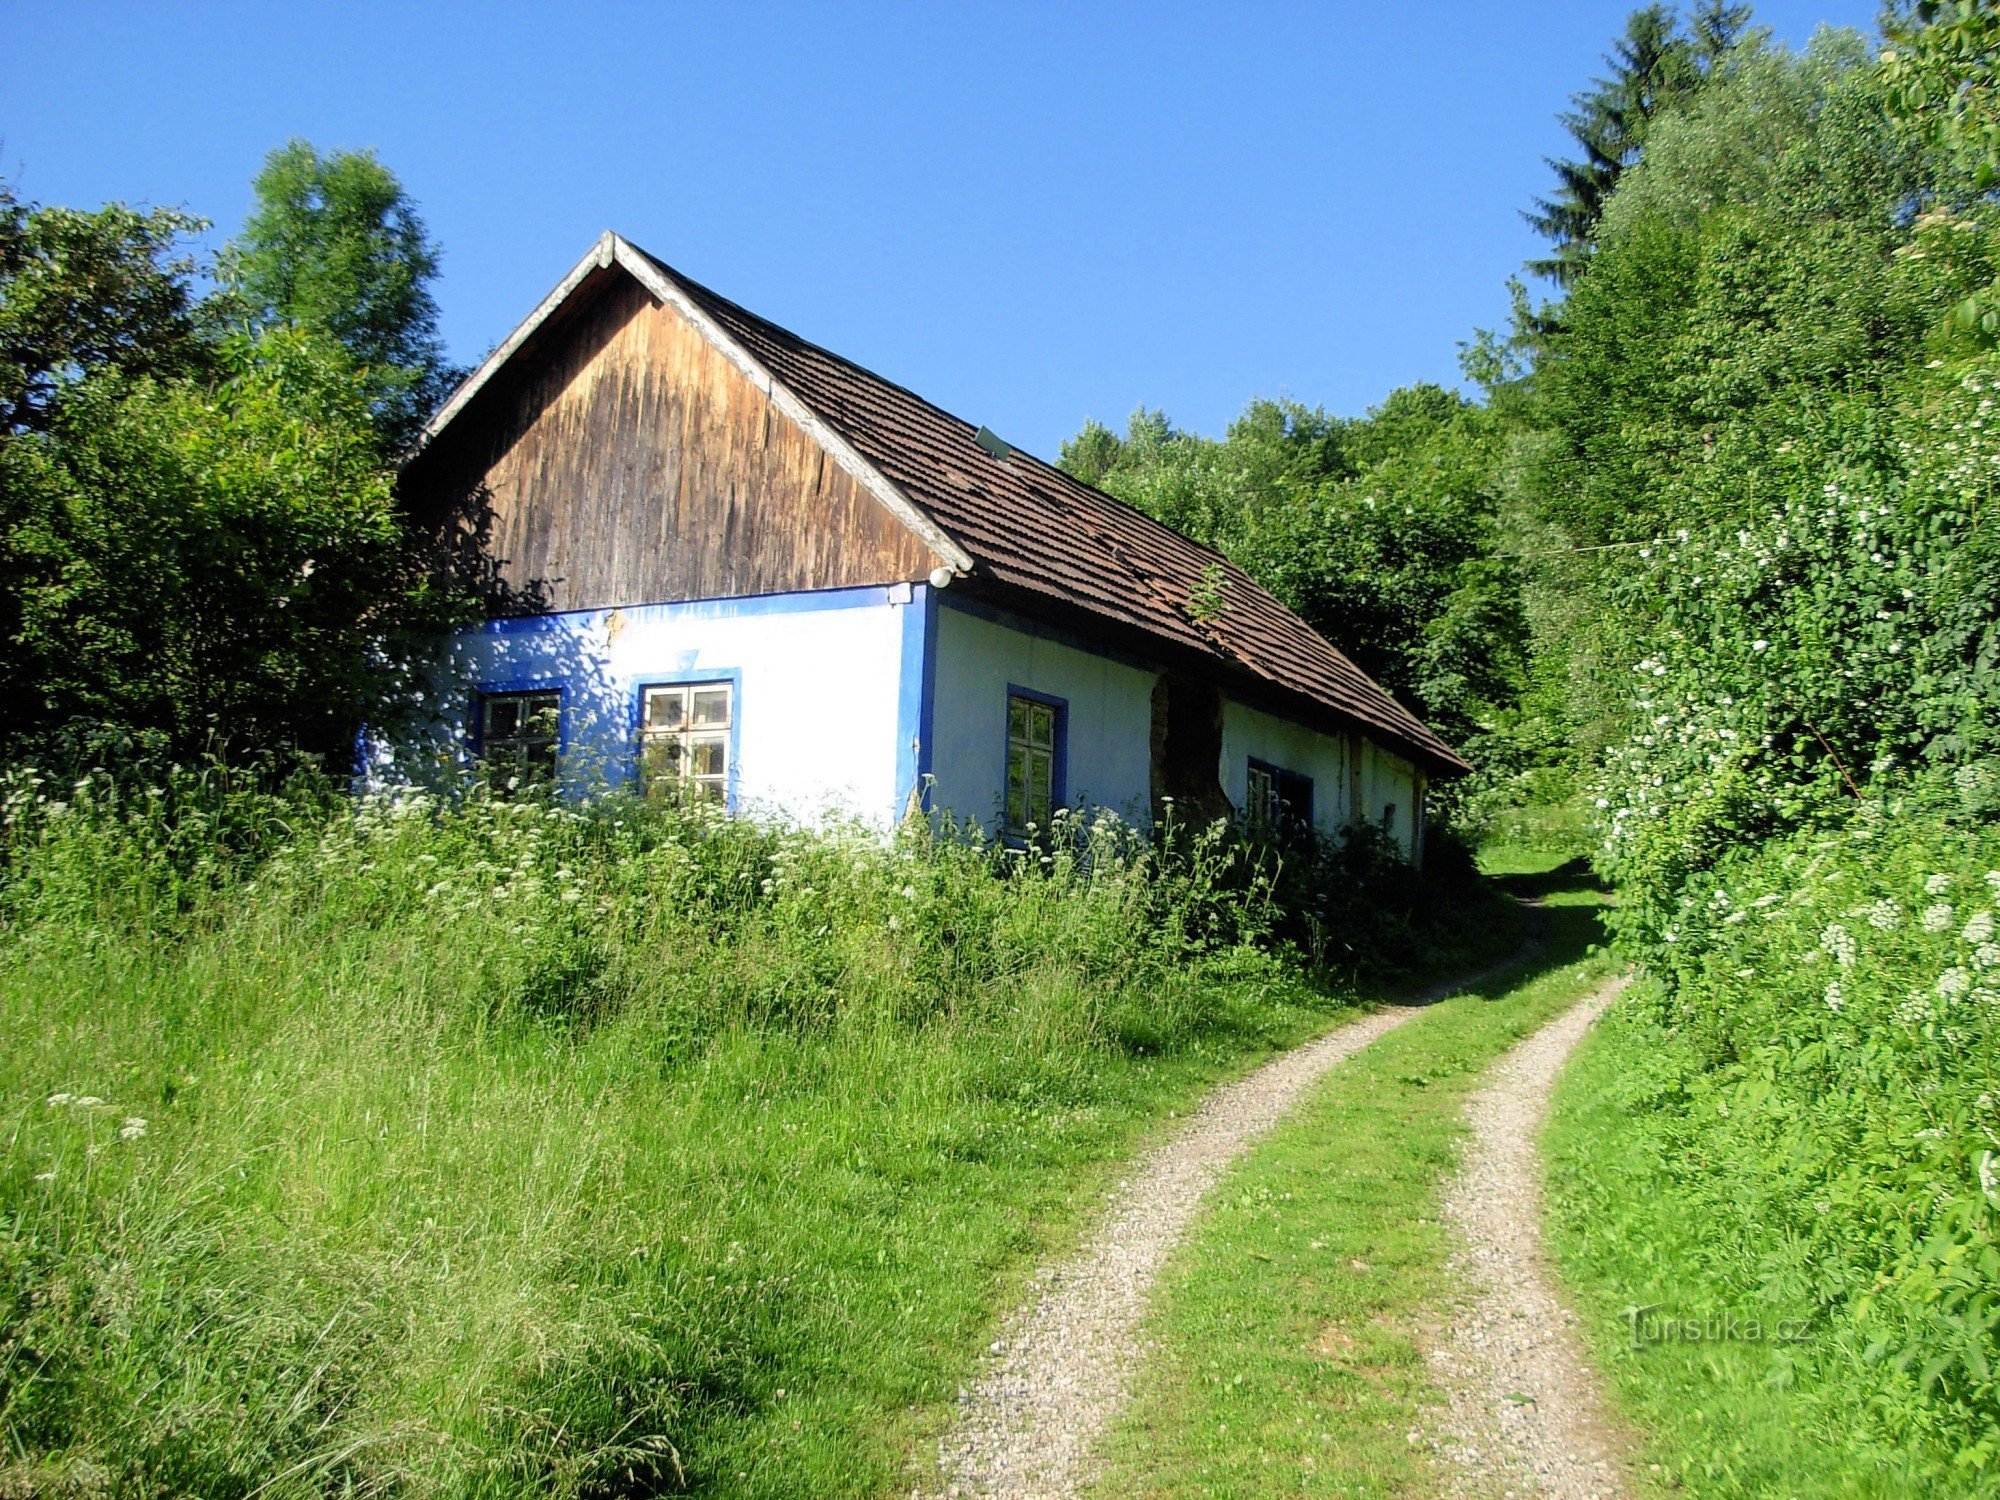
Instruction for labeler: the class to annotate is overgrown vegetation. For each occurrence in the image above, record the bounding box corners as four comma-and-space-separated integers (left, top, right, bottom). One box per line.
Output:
0, 772, 1504, 1496
0, 144, 470, 770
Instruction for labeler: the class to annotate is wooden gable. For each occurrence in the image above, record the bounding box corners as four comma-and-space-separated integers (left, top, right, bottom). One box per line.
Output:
401, 268, 942, 612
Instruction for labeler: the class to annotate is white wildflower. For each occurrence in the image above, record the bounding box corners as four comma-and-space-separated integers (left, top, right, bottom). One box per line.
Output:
1865, 899, 1903, 931
1980, 1151, 1999, 1207
900, 886, 918, 900
1820, 923, 1857, 967
1927, 873, 1954, 896
1938, 967, 1973, 1001
1976, 942, 2000, 971
1964, 910, 1995, 945
72, 1096, 103, 1108
1986, 871, 2000, 893
118, 1117, 148, 1141
1825, 981, 1844, 1012
1923, 903, 1955, 933
45, 1092, 74, 1107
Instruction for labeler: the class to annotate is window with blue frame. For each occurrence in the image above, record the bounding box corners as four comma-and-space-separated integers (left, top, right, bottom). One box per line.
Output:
1246, 758, 1313, 832
640, 681, 733, 803
477, 690, 561, 788
1005, 689, 1064, 834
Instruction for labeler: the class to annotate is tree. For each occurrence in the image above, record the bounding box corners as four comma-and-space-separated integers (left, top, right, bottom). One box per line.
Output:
1525, 2, 1749, 287
0, 328, 454, 765
0, 180, 209, 435
221, 140, 453, 449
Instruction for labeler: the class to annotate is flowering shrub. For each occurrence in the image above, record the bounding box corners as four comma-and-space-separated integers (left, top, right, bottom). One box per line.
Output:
1585, 801, 2000, 1473
1597, 360, 2000, 949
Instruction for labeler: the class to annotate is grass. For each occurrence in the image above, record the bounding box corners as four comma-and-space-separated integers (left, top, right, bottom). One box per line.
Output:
1084, 852, 1616, 1497
0, 777, 1516, 1498
1542, 813, 2000, 1497
1541, 1007, 1920, 1500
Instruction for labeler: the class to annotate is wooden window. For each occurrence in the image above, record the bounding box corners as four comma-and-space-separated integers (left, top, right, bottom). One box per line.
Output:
641, 681, 733, 803
479, 690, 560, 786
1247, 758, 1314, 832
1005, 690, 1063, 833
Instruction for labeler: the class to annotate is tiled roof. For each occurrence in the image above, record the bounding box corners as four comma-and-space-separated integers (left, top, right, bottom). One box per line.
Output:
641, 250, 1469, 776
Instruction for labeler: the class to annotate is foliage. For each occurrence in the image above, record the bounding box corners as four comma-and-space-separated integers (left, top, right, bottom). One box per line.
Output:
0, 328, 467, 767
1594, 360, 2000, 935
0, 180, 210, 437
220, 139, 454, 451
1884, 0, 2000, 190
1549, 808, 2000, 1487
0, 158, 480, 770
0, 768, 1499, 1495
1507, 10, 2000, 1481
1524, 2, 1750, 287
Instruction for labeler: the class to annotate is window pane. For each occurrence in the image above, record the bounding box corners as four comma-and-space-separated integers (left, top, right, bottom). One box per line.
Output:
691, 686, 730, 728
1005, 748, 1028, 829
641, 737, 681, 780
1029, 701, 1054, 749
1029, 749, 1053, 825
645, 686, 687, 733
692, 777, 726, 804
1008, 696, 1030, 743
690, 734, 727, 778
486, 698, 520, 738
523, 697, 559, 742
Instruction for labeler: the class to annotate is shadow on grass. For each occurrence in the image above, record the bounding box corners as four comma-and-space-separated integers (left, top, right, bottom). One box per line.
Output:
1492, 855, 1604, 904
1385, 859, 1612, 1011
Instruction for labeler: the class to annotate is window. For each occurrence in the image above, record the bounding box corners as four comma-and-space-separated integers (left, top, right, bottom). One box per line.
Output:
640, 681, 733, 803
1247, 758, 1314, 832
1005, 690, 1063, 833
478, 690, 560, 785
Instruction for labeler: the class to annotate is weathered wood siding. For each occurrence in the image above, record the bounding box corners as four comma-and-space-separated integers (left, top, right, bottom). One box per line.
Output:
405, 273, 938, 610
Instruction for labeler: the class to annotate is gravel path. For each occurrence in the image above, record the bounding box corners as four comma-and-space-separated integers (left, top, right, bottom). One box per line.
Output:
1424, 977, 1631, 1500
928, 953, 1532, 1500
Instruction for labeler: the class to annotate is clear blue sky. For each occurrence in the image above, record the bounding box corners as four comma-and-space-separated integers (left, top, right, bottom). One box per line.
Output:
7, 1, 1878, 461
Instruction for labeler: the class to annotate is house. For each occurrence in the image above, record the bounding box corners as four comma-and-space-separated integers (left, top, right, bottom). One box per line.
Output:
391, 233, 1469, 856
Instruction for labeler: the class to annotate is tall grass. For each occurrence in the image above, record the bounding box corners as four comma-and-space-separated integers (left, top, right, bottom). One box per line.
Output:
0, 772, 1495, 1497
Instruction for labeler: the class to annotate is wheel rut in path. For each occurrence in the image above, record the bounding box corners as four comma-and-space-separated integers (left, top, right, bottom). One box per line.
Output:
927, 947, 1535, 1500
1423, 976, 1631, 1500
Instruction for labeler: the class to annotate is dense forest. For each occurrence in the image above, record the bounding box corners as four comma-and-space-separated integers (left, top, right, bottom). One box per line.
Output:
2, 2, 1998, 1493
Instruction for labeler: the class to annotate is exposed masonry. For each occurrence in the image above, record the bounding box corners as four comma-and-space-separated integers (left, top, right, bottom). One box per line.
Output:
1423, 978, 1633, 1500
927, 948, 1537, 1500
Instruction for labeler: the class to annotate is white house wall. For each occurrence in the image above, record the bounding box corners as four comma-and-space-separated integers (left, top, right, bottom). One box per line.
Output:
375, 580, 1430, 857
927, 600, 1157, 829
387, 584, 921, 826
1219, 699, 1353, 833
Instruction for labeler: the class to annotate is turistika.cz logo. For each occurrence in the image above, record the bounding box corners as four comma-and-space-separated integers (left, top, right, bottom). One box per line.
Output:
1622, 1304, 1811, 1350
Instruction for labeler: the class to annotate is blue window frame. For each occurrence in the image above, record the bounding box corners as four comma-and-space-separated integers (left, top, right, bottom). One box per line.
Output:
1247, 758, 1313, 832
633, 670, 742, 808
1004, 685, 1067, 834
